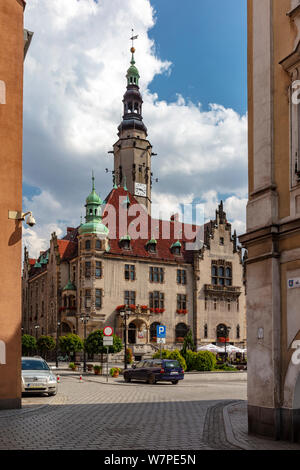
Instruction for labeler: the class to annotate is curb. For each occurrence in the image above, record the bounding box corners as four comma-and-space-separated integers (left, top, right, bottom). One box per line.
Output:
223, 401, 252, 450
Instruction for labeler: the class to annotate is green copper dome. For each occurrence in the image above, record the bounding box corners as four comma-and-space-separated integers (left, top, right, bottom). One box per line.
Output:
171, 240, 182, 248
79, 174, 109, 236
86, 174, 102, 205
126, 50, 140, 86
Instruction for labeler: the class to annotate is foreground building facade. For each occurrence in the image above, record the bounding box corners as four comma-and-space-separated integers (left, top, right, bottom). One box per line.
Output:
240, 0, 300, 443
22, 47, 246, 358
0, 0, 32, 409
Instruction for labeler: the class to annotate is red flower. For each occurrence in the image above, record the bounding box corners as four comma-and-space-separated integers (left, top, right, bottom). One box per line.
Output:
116, 305, 125, 311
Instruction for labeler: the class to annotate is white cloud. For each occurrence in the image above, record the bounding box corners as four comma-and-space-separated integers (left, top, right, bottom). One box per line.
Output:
23, 0, 247, 257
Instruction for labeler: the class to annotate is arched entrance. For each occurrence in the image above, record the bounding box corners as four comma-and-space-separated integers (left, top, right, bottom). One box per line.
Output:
150, 322, 160, 342
128, 322, 136, 344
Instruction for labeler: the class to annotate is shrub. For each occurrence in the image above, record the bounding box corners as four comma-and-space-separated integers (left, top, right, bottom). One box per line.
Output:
168, 349, 187, 371
110, 367, 121, 377
22, 334, 37, 356
152, 349, 170, 360
152, 349, 187, 371
194, 351, 216, 371
185, 350, 198, 371
126, 348, 133, 364
69, 362, 76, 370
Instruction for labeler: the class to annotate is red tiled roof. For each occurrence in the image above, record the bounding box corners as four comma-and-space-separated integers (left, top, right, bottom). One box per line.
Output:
57, 240, 78, 261
102, 187, 202, 263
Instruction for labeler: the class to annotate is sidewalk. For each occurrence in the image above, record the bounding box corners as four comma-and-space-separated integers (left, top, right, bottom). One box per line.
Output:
223, 401, 300, 450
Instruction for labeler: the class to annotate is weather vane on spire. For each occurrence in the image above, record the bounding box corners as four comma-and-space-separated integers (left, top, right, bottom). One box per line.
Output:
130, 29, 138, 52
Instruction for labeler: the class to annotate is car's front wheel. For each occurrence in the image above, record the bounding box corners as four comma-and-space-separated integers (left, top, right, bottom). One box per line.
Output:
124, 373, 131, 383
48, 391, 57, 396
171, 380, 179, 385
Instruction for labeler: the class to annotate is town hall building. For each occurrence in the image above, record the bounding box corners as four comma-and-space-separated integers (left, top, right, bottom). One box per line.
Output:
22, 45, 246, 358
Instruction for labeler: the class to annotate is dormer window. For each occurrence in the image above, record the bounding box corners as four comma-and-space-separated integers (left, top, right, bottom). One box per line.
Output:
120, 234, 131, 250
146, 239, 157, 253
171, 241, 181, 255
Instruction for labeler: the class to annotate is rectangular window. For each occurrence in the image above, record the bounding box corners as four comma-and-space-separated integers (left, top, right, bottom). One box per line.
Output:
177, 269, 187, 285
149, 291, 164, 309
95, 261, 102, 279
149, 267, 164, 283
72, 265, 76, 283
124, 290, 135, 305
95, 289, 102, 309
85, 289, 91, 308
85, 261, 91, 278
177, 294, 187, 310
125, 264, 135, 281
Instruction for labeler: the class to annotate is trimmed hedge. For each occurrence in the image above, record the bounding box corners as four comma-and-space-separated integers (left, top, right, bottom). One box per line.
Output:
152, 349, 216, 372
152, 349, 187, 371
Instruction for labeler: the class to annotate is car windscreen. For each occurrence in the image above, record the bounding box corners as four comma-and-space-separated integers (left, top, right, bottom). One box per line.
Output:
22, 359, 49, 371
164, 360, 180, 368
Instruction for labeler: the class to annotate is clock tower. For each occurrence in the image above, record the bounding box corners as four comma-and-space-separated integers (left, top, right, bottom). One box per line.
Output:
112, 43, 154, 214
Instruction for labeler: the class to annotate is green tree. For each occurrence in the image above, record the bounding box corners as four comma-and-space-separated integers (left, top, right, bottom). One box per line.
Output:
181, 330, 195, 359
59, 333, 83, 360
22, 334, 37, 356
84, 330, 123, 366
37, 335, 56, 359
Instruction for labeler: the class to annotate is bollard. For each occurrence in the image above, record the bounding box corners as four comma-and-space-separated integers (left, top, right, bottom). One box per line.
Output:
57, 375, 60, 383
79, 375, 83, 382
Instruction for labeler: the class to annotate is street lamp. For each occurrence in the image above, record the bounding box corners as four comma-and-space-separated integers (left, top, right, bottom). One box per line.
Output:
34, 324, 40, 339
119, 305, 131, 370
80, 313, 90, 372
224, 326, 231, 364
55, 321, 61, 368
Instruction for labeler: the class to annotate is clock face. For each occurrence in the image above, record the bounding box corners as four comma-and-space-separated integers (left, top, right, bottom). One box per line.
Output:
135, 182, 147, 197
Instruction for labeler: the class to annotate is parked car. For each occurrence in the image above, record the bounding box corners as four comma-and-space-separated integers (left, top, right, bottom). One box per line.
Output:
123, 359, 184, 385
21, 357, 58, 396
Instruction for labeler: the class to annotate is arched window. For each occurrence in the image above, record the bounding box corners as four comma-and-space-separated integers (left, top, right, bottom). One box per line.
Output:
175, 323, 188, 342
150, 322, 160, 341
85, 240, 91, 250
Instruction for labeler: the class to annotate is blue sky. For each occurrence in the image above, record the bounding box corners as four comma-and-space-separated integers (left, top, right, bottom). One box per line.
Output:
148, 0, 247, 115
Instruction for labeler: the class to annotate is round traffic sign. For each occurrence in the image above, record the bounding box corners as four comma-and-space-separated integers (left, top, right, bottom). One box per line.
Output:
103, 326, 113, 336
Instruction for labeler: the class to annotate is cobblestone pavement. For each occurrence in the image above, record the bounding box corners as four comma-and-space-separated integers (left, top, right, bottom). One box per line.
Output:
0, 372, 299, 450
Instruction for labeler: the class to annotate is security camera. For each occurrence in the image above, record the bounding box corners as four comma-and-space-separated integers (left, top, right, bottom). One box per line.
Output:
25, 213, 36, 227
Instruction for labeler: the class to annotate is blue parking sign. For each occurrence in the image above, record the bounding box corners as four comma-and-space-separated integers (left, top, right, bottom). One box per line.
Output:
157, 325, 166, 338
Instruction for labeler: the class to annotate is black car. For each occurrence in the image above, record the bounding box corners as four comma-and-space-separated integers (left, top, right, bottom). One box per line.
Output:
123, 359, 184, 385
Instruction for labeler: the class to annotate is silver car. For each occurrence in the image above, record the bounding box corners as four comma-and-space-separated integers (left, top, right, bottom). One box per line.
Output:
22, 357, 58, 396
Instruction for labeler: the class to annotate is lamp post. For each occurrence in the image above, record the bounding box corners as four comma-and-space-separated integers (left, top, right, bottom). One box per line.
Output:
34, 324, 39, 339
224, 326, 231, 364
80, 313, 90, 372
55, 321, 61, 368
119, 305, 131, 370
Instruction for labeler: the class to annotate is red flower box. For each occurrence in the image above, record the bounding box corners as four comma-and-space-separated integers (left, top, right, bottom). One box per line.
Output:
116, 305, 125, 311
176, 309, 188, 314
